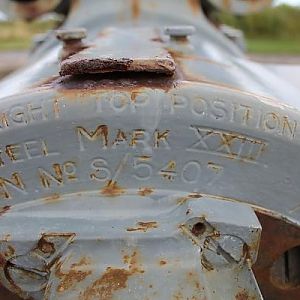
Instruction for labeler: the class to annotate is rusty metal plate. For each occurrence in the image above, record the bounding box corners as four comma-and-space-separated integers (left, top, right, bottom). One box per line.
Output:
60, 28, 176, 76
254, 211, 300, 300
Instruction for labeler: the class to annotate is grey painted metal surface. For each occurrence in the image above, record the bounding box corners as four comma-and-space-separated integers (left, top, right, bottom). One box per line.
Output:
0, 0, 299, 299
0, 196, 262, 299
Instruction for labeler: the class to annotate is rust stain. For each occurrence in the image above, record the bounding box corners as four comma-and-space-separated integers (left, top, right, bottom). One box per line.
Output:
0, 205, 11, 217
127, 221, 158, 232
1, 234, 11, 242
188, 271, 200, 289
173, 291, 184, 300
81, 268, 129, 300
235, 289, 255, 300
131, 0, 140, 20
56, 257, 92, 293
186, 271, 204, 297
37, 235, 55, 254
159, 260, 167, 266
177, 196, 190, 205
82, 250, 143, 300
137, 187, 154, 197
161, 160, 176, 181
177, 193, 202, 205
52, 71, 177, 99
4, 245, 15, 258
207, 162, 221, 172
44, 193, 60, 204
253, 211, 300, 299
201, 254, 214, 271
220, 133, 237, 146
187, 0, 201, 14
188, 193, 202, 198
138, 155, 151, 160
191, 222, 206, 237
168, 49, 229, 67
101, 180, 125, 197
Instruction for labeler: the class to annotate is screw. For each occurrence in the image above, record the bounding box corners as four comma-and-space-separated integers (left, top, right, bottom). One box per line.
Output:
6, 255, 48, 292
164, 25, 195, 41
201, 235, 245, 270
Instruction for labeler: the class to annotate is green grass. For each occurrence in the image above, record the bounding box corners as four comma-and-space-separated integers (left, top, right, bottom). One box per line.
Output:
0, 38, 32, 51
0, 20, 57, 51
246, 38, 300, 54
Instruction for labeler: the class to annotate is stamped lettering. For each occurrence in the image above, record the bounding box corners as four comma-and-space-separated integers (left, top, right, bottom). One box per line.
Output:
188, 126, 267, 163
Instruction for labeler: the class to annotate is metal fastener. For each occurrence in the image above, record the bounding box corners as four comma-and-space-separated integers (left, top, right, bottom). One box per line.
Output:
56, 28, 87, 61
56, 28, 87, 42
164, 25, 196, 41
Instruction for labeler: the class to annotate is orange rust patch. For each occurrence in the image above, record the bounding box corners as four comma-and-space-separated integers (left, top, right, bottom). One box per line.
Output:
53, 72, 177, 99
44, 193, 60, 203
177, 193, 202, 205
138, 155, 151, 160
82, 250, 143, 300
187, 271, 202, 290
127, 221, 158, 232
187, 0, 201, 14
173, 291, 184, 300
56, 257, 92, 293
235, 289, 256, 300
201, 254, 214, 271
137, 187, 154, 197
220, 133, 237, 146
0, 206, 10, 217
101, 180, 125, 197
131, 0, 140, 19
159, 260, 167, 266
81, 267, 129, 300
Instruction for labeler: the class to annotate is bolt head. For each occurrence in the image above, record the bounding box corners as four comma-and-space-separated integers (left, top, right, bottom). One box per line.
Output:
164, 26, 196, 38
56, 28, 87, 41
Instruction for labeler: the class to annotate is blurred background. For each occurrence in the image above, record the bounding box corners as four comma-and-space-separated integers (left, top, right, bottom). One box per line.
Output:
0, 0, 300, 87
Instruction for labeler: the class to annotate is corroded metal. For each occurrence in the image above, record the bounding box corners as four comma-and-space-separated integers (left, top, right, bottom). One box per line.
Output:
56, 28, 88, 61
254, 211, 300, 300
60, 28, 176, 76
0, 196, 262, 299
0, 0, 299, 299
